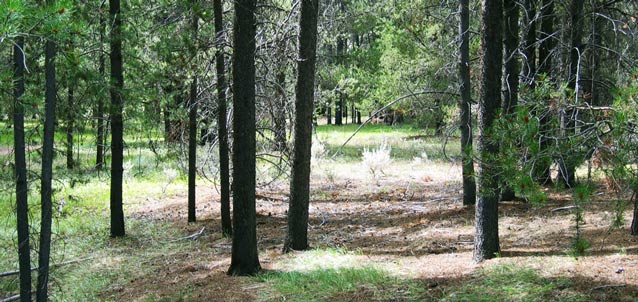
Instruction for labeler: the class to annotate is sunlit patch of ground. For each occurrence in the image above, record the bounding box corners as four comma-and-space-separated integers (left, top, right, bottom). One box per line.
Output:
97, 160, 638, 301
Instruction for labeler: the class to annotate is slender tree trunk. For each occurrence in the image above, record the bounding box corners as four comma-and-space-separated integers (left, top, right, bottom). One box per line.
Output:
273, 64, 287, 152
500, 0, 520, 201
631, 191, 638, 235
66, 86, 75, 170
96, 7, 106, 170
521, 0, 537, 87
213, 0, 232, 237
474, 0, 503, 263
188, 0, 199, 223
534, 0, 555, 186
284, 0, 320, 253
459, 0, 476, 206
327, 104, 332, 125
37, 25, 58, 302
228, 0, 261, 276
109, 0, 125, 237
557, 0, 583, 188
13, 36, 32, 302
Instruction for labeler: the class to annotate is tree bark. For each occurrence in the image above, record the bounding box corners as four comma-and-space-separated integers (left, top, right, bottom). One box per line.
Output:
474, 0, 503, 263
13, 36, 32, 302
459, 0, 476, 206
213, 0, 232, 237
284, 0, 320, 253
188, 0, 199, 223
37, 23, 58, 302
110, 0, 126, 237
228, 0, 261, 276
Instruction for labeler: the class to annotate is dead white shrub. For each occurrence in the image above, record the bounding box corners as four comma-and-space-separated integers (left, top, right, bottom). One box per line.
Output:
362, 140, 392, 180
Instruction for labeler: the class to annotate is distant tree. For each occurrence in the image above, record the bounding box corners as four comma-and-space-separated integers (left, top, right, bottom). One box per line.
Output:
188, 0, 199, 223
96, 4, 106, 170
37, 5, 59, 299
13, 35, 32, 302
110, 0, 126, 237
213, 0, 232, 237
474, 0, 503, 263
228, 0, 261, 276
284, 0, 320, 252
458, 0, 476, 206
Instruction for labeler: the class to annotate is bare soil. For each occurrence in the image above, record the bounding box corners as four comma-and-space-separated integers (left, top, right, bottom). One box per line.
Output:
109, 162, 638, 301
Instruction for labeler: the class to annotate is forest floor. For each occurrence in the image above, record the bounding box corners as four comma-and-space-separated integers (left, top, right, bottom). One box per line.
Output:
98, 160, 638, 302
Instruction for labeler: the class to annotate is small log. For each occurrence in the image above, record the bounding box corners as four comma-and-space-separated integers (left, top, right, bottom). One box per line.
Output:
590, 284, 626, 292
0, 294, 20, 302
551, 205, 579, 213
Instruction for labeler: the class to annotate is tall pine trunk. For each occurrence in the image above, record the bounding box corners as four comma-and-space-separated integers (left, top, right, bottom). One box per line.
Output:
13, 36, 32, 302
228, 0, 261, 276
534, 0, 554, 186
500, 0, 520, 201
558, 0, 583, 188
37, 24, 58, 302
459, 0, 476, 206
284, 0, 320, 253
474, 0, 503, 263
213, 0, 232, 237
109, 0, 126, 237
188, 0, 199, 223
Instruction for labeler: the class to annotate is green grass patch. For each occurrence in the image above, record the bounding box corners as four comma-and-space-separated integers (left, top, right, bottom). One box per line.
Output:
440, 264, 587, 302
256, 248, 428, 302
257, 267, 427, 302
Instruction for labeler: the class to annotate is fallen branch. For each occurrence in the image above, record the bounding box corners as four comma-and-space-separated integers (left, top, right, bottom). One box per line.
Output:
0, 295, 20, 302
590, 284, 626, 292
168, 227, 205, 242
551, 205, 579, 213
332, 90, 458, 158
0, 257, 92, 278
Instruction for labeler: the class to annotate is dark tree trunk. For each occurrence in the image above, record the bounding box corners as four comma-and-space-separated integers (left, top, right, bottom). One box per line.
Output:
228, 0, 261, 276
500, 0, 520, 201
356, 110, 361, 124
188, 0, 199, 223
13, 36, 32, 302
96, 7, 106, 170
533, 0, 555, 186
66, 86, 75, 170
272, 65, 287, 152
37, 26, 58, 302
459, 0, 476, 206
521, 0, 537, 87
109, 0, 125, 237
335, 38, 344, 126
557, 0, 583, 188
474, 0, 503, 263
284, 0, 320, 253
327, 105, 332, 125
632, 191, 638, 236
214, 0, 232, 237
335, 95, 343, 125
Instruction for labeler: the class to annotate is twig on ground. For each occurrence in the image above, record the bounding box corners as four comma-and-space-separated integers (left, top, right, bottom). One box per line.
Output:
0, 257, 92, 278
168, 227, 205, 242
0, 294, 20, 302
590, 284, 626, 292
551, 205, 579, 213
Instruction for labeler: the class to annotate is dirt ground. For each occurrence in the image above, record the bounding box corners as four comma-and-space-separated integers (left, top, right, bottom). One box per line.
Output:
107, 161, 638, 301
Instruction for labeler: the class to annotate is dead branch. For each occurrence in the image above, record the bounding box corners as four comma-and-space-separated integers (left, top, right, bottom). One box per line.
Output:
168, 227, 205, 242
551, 205, 579, 213
0, 257, 92, 278
332, 90, 459, 158
0, 294, 20, 302
590, 284, 626, 292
